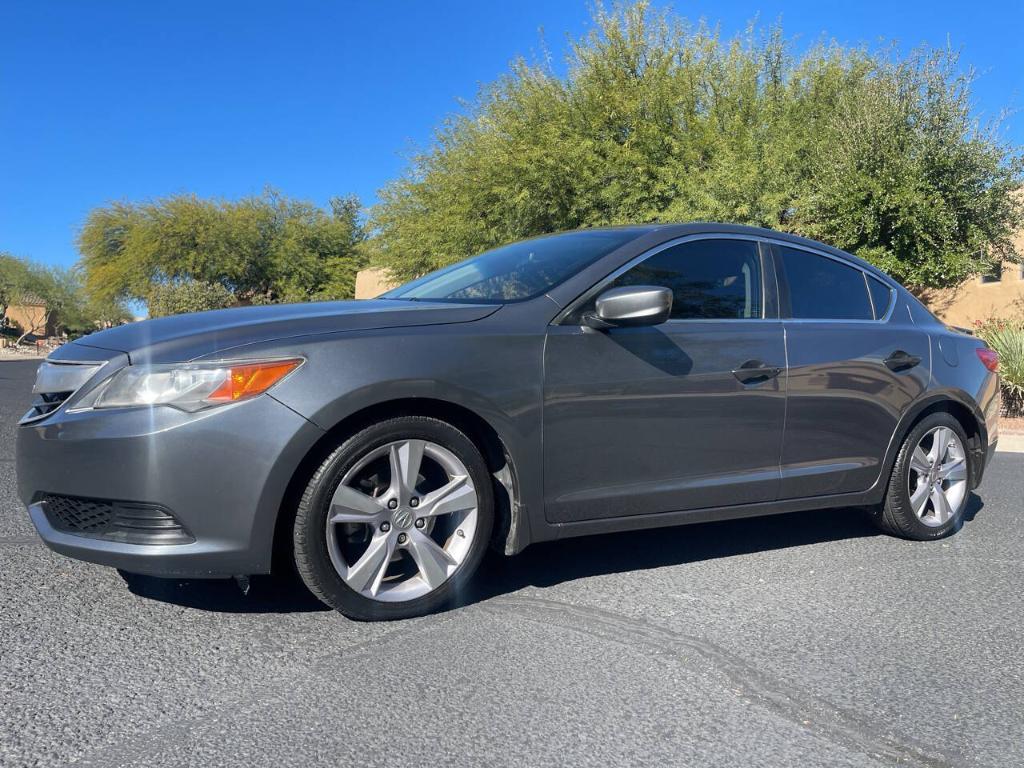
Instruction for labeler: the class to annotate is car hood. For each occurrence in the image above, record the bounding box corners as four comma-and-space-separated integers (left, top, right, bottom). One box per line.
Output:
62, 299, 501, 363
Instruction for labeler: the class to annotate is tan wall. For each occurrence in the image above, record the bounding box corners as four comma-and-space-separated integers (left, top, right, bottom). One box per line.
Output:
355, 267, 399, 299
5, 303, 56, 337
920, 190, 1024, 327
918, 262, 1024, 328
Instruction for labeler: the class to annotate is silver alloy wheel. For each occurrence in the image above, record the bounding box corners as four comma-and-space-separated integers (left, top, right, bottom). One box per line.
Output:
325, 439, 479, 602
907, 426, 968, 527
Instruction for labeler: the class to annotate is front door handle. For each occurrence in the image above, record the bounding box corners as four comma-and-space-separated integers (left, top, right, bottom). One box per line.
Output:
884, 350, 922, 372
732, 360, 783, 385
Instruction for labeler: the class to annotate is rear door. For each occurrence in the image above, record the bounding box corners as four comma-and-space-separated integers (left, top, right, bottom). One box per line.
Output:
542, 236, 787, 523
773, 244, 931, 498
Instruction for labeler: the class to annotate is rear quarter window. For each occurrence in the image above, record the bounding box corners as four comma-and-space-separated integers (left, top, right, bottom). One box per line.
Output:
867, 275, 894, 319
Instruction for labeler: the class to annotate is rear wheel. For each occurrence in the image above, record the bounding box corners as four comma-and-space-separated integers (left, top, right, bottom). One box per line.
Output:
876, 413, 972, 540
294, 416, 493, 620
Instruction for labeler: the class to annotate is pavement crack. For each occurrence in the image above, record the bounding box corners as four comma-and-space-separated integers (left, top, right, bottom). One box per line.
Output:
490, 594, 962, 768
0, 536, 39, 546
72, 609, 459, 767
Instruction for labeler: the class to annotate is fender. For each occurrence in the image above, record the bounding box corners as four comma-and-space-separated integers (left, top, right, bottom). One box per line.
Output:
274, 379, 538, 556
868, 388, 989, 501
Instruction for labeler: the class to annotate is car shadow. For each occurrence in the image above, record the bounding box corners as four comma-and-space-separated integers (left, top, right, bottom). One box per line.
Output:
962, 493, 984, 523
608, 327, 694, 376
469, 494, 984, 603
117, 494, 984, 615
118, 570, 331, 613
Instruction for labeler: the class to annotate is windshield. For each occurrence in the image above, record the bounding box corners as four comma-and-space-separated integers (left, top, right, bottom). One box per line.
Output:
380, 229, 643, 303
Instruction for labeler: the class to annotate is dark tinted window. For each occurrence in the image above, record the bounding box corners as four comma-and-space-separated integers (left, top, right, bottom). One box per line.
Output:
980, 262, 1002, 283
607, 239, 763, 320
381, 229, 642, 303
867, 275, 893, 319
779, 247, 872, 320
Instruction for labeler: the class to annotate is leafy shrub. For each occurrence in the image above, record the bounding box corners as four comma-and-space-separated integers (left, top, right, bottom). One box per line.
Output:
147, 279, 234, 318
976, 318, 1024, 417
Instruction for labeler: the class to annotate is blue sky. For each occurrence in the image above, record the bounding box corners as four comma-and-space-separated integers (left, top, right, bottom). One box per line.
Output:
2, 0, 1022, 269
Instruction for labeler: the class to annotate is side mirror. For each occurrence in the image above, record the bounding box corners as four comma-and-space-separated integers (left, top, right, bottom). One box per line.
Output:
584, 286, 673, 329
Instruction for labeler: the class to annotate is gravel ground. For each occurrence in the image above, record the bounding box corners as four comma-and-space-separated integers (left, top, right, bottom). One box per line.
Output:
1, 358, 1022, 768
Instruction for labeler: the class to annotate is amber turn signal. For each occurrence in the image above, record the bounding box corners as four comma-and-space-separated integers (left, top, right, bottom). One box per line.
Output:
206, 359, 303, 403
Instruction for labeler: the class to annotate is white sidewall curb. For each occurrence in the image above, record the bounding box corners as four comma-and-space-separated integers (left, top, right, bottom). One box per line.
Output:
996, 433, 1024, 454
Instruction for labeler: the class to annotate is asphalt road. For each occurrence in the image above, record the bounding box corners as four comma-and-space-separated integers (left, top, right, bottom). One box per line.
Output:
1, 358, 1022, 768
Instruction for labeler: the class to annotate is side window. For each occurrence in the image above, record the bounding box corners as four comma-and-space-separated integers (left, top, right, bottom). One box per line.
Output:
606, 239, 763, 320
867, 275, 893, 320
980, 262, 1002, 284
778, 246, 873, 321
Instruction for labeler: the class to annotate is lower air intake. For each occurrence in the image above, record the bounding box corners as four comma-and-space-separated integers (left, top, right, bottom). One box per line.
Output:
42, 494, 194, 545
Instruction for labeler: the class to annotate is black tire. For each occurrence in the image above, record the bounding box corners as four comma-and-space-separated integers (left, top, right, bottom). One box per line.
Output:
874, 412, 972, 540
293, 416, 494, 621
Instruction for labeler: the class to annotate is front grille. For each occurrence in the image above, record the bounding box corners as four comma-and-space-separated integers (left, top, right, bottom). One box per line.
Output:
42, 494, 194, 545
24, 391, 74, 421
20, 360, 104, 424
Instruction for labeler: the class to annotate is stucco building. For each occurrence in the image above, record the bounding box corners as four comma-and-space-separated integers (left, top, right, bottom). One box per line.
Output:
354, 268, 397, 301
918, 256, 1024, 329
3, 296, 57, 341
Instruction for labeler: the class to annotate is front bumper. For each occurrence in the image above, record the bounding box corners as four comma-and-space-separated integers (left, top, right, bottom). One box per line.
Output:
16, 394, 323, 578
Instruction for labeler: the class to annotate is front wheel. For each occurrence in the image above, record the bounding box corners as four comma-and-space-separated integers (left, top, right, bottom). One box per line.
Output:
875, 413, 972, 540
294, 416, 494, 620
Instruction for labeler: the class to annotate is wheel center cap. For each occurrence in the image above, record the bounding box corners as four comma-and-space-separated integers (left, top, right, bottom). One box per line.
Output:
392, 507, 414, 530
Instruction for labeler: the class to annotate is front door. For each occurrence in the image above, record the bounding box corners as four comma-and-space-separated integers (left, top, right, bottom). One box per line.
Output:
542, 237, 787, 524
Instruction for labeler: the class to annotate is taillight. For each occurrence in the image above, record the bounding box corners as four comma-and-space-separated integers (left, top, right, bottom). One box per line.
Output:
976, 347, 999, 372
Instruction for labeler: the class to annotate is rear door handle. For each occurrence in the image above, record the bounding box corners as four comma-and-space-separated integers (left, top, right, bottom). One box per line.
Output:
732, 360, 783, 385
884, 350, 922, 372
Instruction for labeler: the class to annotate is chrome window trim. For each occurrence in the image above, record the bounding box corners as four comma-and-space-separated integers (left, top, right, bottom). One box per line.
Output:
659, 318, 784, 326
41, 358, 110, 365
864, 271, 878, 319
864, 272, 896, 321
556, 232, 898, 326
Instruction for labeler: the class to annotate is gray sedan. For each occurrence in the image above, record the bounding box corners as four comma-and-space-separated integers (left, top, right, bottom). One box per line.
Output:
16, 223, 1001, 620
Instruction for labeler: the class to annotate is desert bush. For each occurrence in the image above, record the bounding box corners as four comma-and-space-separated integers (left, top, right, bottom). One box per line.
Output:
976, 318, 1024, 417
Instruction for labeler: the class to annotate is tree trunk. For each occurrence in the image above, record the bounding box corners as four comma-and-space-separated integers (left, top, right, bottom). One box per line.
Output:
15, 308, 51, 346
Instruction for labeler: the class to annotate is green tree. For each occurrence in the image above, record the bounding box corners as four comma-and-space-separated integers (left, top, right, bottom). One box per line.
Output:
0, 252, 32, 328
78, 295, 134, 331
1, 253, 129, 341
59, 271, 134, 336
78, 189, 366, 313
368, 2, 1022, 289
40, 268, 86, 337
796, 49, 1023, 287
7, 264, 84, 344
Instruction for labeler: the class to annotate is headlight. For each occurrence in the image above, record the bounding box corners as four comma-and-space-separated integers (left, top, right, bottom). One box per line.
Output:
74, 358, 303, 412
